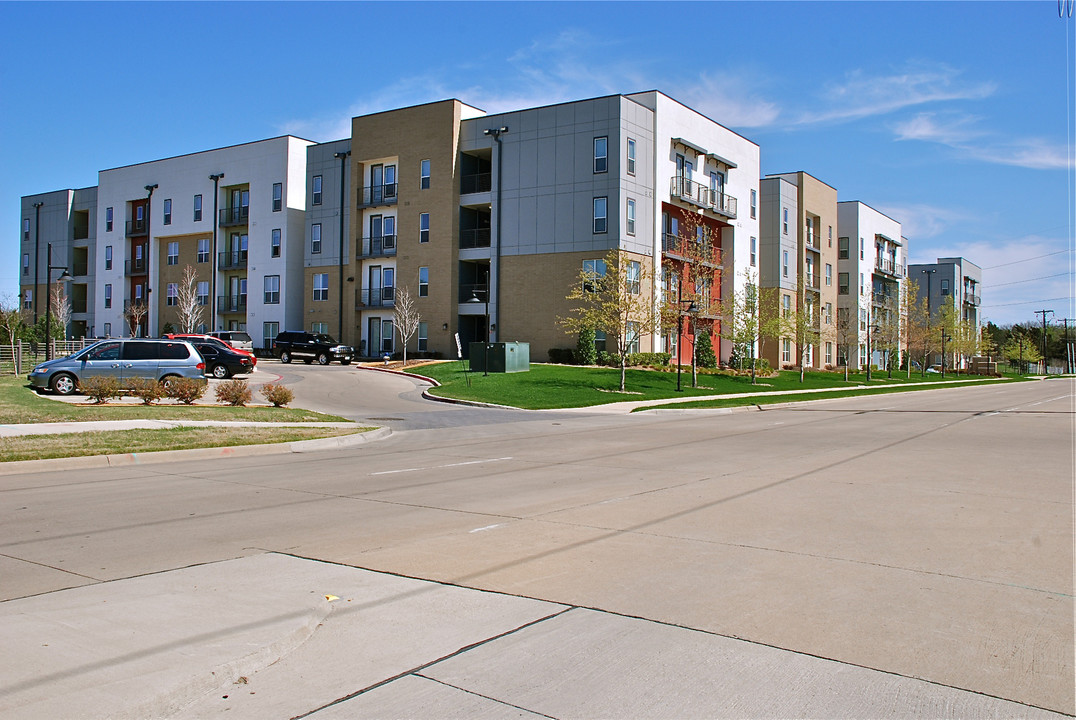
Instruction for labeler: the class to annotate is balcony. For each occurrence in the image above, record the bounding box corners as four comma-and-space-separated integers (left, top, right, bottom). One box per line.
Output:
218, 251, 248, 270
219, 206, 249, 227
124, 258, 147, 276
661, 234, 722, 267
669, 178, 737, 219
217, 295, 248, 313
804, 273, 821, 291
806, 233, 822, 249
872, 291, 896, 307
874, 257, 905, 277
461, 173, 492, 195
125, 218, 148, 237
357, 184, 398, 209
358, 287, 395, 308
964, 292, 981, 305
460, 228, 491, 249
358, 235, 397, 259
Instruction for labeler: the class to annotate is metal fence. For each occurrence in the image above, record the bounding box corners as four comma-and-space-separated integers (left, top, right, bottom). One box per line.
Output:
0, 339, 96, 376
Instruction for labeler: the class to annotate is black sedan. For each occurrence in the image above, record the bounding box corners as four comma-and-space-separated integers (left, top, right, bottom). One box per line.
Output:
192, 341, 254, 379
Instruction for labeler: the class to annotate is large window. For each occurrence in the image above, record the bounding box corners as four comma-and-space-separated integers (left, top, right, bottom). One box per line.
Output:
313, 273, 328, 301
626, 198, 636, 236
312, 175, 322, 206
194, 195, 202, 222
417, 322, 428, 351
420, 160, 431, 189
312, 322, 328, 334
838, 272, 849, 295
583, 258, 606, 293
196, 281, 209, 306
167, 241, 179, 265
197, 238, 209, 263
264, 275, 280, 304
163, 199, 172, 225
419, 213, 430, 243
311, 224, 322, 254
594, 137, 608, 173
271, 229, 281, 257
626, 260, 641, 295
166, 283, 178, 306
626, 138, 636, 176
593, 197, 607, 233
263, 322, 279, 350
273, 183, 283, 212
418, 266, 429, 297
104, 284, 112, 309
105, 207, 114, 232
838, 237, 849, 259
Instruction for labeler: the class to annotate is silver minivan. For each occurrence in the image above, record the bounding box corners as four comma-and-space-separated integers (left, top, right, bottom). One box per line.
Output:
28, 339, 205, 395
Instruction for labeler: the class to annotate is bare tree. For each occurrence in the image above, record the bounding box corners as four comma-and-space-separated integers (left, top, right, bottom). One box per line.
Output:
393, 285, 421, 366
0, 294, 25, 374
124, 302, 149, 338
780, 277, 823, 383
50, 283, 72, 340
176, 265, 203, 333
835, 305, 859, 382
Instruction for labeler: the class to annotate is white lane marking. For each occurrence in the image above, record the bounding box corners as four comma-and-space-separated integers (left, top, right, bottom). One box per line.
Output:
470, 524, 503, 533
372, 457, 513, 476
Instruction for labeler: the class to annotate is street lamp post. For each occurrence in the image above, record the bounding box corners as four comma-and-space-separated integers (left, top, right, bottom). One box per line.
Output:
483, 126, 508, 343
941, 330, 952, 379
468, 270, 491, 377
675, 280, 698, 392
44, 243, 72, 361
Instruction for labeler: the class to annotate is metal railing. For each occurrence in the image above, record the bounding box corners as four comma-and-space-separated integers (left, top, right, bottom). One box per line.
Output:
359, 287, 395, 307
461, 173, 492, 194
218, 251, 248, 269
357, 184, 398, 208
806, 233, 822, 248
460, 228, 492, 249
874, 257, 905, 276
1, 339, 97, 375
124, 258, 147, 276
219, 206, 249, 226
217, 295, 248, 313
965, 293, 981, 305
125, 219, 148, 237
669, 177, 737, 218
358, 235, 397, 258
804, 273, 821, 289
661, 234, 722, 266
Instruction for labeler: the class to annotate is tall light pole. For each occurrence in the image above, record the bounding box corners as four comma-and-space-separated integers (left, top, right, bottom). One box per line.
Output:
44, 243, 72, 360
334, 150, 351, 342
209, 173, 224, 329
675, 278, 698, 392
143, 184, 157, 337
483, 126, 507, 342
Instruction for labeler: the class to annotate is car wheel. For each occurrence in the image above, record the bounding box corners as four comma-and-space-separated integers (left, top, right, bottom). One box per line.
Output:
317, 352, 330, 365
51, 373, 77, 396
340, 358, 351, 366
212, 364, 230, 379
279, 351, 291, 364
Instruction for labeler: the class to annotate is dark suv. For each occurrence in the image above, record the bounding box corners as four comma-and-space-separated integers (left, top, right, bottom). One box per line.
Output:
272, 331, 354, 365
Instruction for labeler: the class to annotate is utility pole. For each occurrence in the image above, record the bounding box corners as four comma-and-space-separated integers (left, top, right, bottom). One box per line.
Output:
1034, 309, 1054, 372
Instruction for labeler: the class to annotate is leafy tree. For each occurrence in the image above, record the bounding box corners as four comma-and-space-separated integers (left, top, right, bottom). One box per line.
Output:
717, 269, 780, 384
575, 327, 597, 365
1001, 326, 1042, 372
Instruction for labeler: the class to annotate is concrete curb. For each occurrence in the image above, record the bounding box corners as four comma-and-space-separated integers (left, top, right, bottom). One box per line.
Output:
0, 427, 391, 476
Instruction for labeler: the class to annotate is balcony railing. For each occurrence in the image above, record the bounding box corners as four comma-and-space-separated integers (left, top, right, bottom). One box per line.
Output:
358, 287, 395, 308
661, 234, 722, 266
357, 184, 398, 208
872, 291, 895, 307
965, 293, 981, 305
217, 295, 248, 313
461, 173, 492, 194
358, 235, 397, 258
710, 192, 737, 219
125, 219, 148, 237
218, 251, 248, 270
874, 257, 905, 277
460, 228, 492, 249
804, 273, 821, 290
806, 233, 822, 249
669, 178, 737, 219
459, 283, 489, 304
124, 258, 147, 276
219, 206, 249, 227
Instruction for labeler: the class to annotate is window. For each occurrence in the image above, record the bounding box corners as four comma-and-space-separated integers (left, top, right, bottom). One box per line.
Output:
420, 160, 431, 189
419, 213, 430, 243
312, 322, 328, 334
23, 218, 30, 240
860, 308, 868, 332
750, 190, 757, 219
105, 245, 113, 270
264, 275, 280, 304
941, 279, 950, 296
859, 343, 868, 367
825, 302, 833, 324
163, 198, 172, 225
782, 338, 791, 363
783, 208, 789, 235
273, 183, 283, 212
167, 241, 179, 265
418, 322, 428, 351
312, 175, 322, 206
782, 294, 791, 318
311, 224, 322, 254
626, 198, 636, 235
103, 322, 111, 337
838, 272, 849, 295
382, 267, 395, 301
626, 260, 641, 294
782, 251, 789, 278
859, 273, 864, 295
594, 330, 607, 352
583, 258, 607, 292
826, 342, 833, 365
313, 273, 328, 301
626, 138, 636, 175
197, 238, 209, 263
263, 322, 279, 350
860, 237, 864, 260
710, 171, 724, 199
104, 284, 112, 309
105, 207, 113, 232
419, 266, 429, 297
194, 195, 202, 222
825, 264, 832, 286
625, 321, 640, 354
828, 225, 833, 246
594, 137, 608, 173
271, 229, 281, 257
593, 197, 607, 233
166, 283, 178, 306
384, 165, 397, 199
750, 237, 757, 267
838, 237, 849, 259
23, 289, 32, 309
196, 281, 209, 306
134, 283, 143, 300
22, 253, 29, 276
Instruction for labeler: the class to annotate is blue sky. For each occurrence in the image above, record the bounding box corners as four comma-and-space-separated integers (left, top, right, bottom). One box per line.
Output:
2, 1, 1073, 327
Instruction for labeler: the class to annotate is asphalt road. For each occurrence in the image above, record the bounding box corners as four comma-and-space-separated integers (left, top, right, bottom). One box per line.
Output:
1, 370, 1072, 716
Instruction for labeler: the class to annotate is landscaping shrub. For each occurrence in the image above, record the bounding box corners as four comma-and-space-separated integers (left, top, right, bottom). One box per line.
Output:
547, 347, 575, 364
127, 378, 164, 405
260, 383, 294, 408
80, 376, 121, 404
696, 332, 717, 369
215, 379, 252, 406
596, 350, 618, 367
625, 352, 671, 367
165, 377, 208, 405
575, 329, 597, 365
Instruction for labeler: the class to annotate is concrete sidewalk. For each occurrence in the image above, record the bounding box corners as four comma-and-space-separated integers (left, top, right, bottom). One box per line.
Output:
0, 419, 360, 438
0, 554, 1065, 719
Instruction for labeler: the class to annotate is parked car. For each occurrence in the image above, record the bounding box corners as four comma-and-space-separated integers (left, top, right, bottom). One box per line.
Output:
190, 340, 254, 378
28, 339, 205, 396
208, 330, 254, 353
272, 331, 354, 365
164, 333, 257, 368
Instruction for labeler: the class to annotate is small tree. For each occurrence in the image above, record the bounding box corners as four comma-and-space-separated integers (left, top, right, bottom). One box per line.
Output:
561, 249, 657, 391
696, 328, 717, 368
50, 284, 71, 341
576, 327, 598, 365
176, 265, 203, 333
124, 302, 149, 337
0, 294, 26, 374
835, 306, 859, 381
717, 269, 780, 384
393, 285, 421, 366
779, 275, 823, 383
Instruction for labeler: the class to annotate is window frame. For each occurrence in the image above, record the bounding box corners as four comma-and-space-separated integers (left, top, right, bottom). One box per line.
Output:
104, 284, 112, 309
419, 212, 430, 243
420, 160, 431, 189
105, 245, 113, 270
311, 223, 322, 254
593, 197, 608, 234
166, 282, 178, 306
417, 321, 428, 351
167, 241, 179, 265
163, 198, 172, 225
593, 137, 608, 174
264, 275, 280, 304
750, 237, 757, 267
313, 273, 329, 301
272, 183, 283, 212
626, 138, 636, 176
271, 228, 281, 258
194, 194, 202, 222
105, 207, 114, 232
312, 175, 322, 206
626, 198, 636, 236
750, 190, 757, 219
197, 239, 209, 263
196, 281, 209, 306
418, 266, 429, 297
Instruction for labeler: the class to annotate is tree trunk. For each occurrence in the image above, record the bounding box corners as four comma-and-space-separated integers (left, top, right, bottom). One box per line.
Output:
620, 356, 626, 391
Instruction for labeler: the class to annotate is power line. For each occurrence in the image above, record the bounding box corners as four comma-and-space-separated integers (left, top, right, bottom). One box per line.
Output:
986, 271, 1072, 288
982, 249, 1072, 270
981, 296, 1073, 308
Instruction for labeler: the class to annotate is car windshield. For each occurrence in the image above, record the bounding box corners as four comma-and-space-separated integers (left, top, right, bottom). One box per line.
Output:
312, 334, 337, 345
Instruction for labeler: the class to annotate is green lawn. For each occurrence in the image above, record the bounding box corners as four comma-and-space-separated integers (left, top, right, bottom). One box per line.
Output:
413, 361, 1017, 410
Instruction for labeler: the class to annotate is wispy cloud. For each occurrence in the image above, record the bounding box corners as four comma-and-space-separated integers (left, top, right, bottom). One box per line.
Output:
874, 202, 974, 240
961, 139, 1074, 170
892, 112, 1074, 170
892, 112, 984, 144
676, 73, 781, 129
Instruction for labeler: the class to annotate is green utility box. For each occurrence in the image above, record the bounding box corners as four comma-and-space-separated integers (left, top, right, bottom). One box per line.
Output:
468, 342, 531, 373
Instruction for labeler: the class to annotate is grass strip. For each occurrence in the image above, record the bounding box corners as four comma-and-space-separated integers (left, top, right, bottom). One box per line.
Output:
0, 426, 371, 463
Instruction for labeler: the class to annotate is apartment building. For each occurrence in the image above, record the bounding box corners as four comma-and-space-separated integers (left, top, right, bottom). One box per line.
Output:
836, 201, 907, 369
19, 188, 98, 339
907, 257, 982, 367
759, 172, 839, 369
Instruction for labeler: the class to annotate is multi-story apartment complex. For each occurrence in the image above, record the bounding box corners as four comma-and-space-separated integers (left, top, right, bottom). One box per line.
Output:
759, 172, 839, 369
907, 256, 982, 367
836, 201, 907, 369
